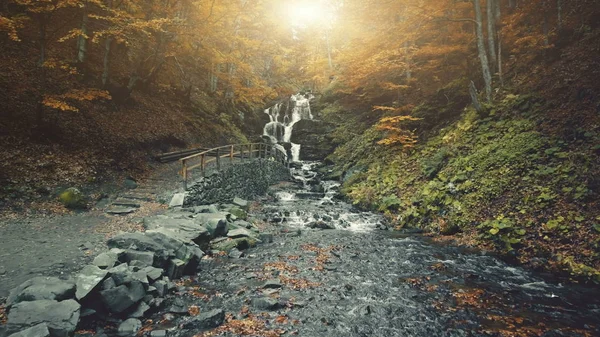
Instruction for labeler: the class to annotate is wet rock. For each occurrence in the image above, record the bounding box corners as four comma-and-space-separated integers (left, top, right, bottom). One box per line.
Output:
117, 318, 142, 337
262, 279, 282, 289
7, 277, 76, 308
252, 297, 279, 311
306, 221, 335, 230
7, 300, 80, 337
75, 265, 109, 300
181, 309, 225, 330
259, 233, 274, 243
150, 330, 167, 337
93, 252, 118, 269
99, 281, 145, 314
7, 323, 50, 337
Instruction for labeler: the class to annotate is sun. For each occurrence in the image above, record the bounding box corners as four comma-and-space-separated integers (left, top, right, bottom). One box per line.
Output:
286, 1, 331, 28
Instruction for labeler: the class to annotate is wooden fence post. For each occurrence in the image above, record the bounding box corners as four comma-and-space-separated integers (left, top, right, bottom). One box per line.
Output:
201, 153, 206, 177
216, 148, 221, 170
182, 160, 187, 190
230, 145, 234, 164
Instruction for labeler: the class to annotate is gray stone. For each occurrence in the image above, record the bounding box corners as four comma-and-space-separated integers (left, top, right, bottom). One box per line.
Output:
143, 218, 211, 247
232, 197, 249, 209
131, 271, 149, 285
252, 297, 279, 311
122, 250, 155, 266
7, 300, 80, 337
7, 277, 76, 308
128, 302, 150, 319
195, 214, 229, 238
181, 309, 225, 330
228, 248, 244, 259
262, 279, 282, 289
117, 318, 142, 337
166, 259, 185, 279
99, 282, 145, 314
93, 252, 118, 269
76, 265, 108, 300
226, 228, 254, 239
7, 323, 50, 337
106, 206, 136, 215
153, 281, 168, 297
306, 220, 335, 230
150, 330, 167, 337
259, 233, 274, 243
107, 233, 171, 264
142, 267, 163, 282
168, 193, 185, 208
108, 264, 133, 286
102, 277, 116, 291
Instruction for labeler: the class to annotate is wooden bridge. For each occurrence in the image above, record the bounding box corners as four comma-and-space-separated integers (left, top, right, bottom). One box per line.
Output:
177, 143, 288, 189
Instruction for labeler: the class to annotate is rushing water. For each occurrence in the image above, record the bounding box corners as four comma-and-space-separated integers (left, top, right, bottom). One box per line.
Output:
167, 162, 600, 337
263, 93, 314, 162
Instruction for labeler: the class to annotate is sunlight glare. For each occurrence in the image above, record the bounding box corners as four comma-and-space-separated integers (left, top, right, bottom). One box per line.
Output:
286, 1, 331, 28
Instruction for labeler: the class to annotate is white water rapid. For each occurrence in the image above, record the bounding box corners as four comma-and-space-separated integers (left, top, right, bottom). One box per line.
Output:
262, 93, 314, 162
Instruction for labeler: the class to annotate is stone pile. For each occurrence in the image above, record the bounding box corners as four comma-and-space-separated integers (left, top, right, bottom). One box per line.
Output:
3, 198, 264, 337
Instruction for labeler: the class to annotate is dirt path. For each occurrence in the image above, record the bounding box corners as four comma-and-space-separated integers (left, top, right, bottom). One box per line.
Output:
0, 160, 183, 298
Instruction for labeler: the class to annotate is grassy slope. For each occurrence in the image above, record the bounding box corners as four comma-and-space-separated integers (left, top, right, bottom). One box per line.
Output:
329, 31, 600, 283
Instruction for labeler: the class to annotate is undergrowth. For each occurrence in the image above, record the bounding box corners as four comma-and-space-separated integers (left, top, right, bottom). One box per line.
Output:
332, 93, 600, 283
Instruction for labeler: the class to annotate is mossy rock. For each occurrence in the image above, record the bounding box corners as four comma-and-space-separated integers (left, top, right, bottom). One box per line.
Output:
227, 207, 248, 220
212, 237, 257, 252
58, 187, 87, 209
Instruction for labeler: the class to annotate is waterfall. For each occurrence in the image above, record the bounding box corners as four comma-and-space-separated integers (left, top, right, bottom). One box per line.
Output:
263, 93, 313, 162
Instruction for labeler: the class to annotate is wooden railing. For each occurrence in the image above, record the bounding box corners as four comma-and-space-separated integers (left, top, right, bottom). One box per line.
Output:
179, 142, 288, 189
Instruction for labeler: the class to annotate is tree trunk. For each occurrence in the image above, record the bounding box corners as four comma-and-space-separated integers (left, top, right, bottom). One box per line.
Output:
101, 37, 112, 87
486, 0, 497, 73
38, 15, 47, 66
404, 41, 411, 80
469, 80, 483, 113
557, 0, 562, 31
76, 2, 88, 63
326, 29, 333, 71
473, 0, 493, 102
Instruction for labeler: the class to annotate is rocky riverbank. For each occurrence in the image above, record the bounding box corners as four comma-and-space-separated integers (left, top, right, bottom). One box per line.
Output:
2, 162, 600, 337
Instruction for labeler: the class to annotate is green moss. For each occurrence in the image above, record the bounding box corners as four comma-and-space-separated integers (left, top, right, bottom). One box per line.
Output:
58, 187, 86, 209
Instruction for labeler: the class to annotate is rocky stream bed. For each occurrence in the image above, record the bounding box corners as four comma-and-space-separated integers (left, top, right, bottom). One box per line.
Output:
2, 162, 600, 337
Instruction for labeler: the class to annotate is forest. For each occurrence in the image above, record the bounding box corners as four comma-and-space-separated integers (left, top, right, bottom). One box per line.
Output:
1, 0, 600, 282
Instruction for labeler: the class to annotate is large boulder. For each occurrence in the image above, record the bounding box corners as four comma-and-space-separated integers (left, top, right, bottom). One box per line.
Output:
7, 300, 80, 337
75, 265, 108, 300
99, 281, 145, 314
7, 277, 75, 308
143, 217, 211, 247
289, 120, 336, 161
7, 323, 51, 337
107, 232, 170, 264
196, 213, 229, 238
